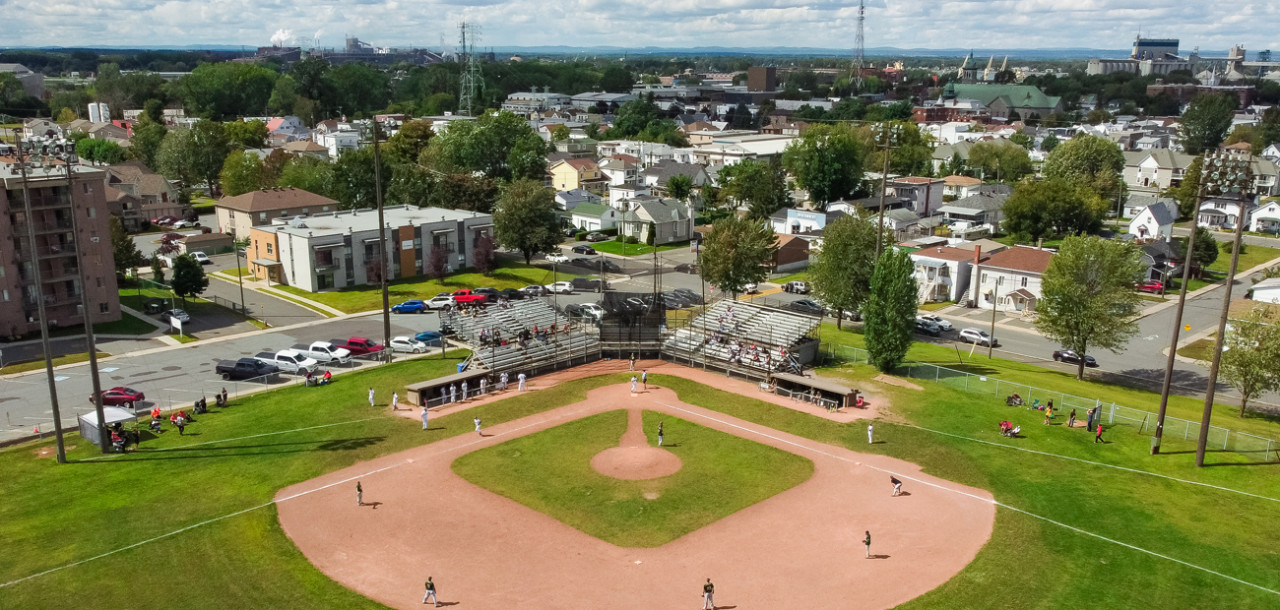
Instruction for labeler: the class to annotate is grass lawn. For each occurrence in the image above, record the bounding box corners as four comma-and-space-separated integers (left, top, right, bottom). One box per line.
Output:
589, 240, 688, 257
275, 263, 556, 313
452, 409, 812, 547
222, 266, 257, 278
818, 323, 1280, 439
0, 351, 112, 374
918, 300, 952, 311
1207, 244, 1280, 273
1177, 337, 1217, 362
261, 289, 338, 318
46, 310, 158, 338
772, 270, 809, 284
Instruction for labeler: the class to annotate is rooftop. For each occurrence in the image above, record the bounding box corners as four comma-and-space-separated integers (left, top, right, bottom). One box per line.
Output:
982, 246, 1054, 274
216, 187, 338, 213
911, 245, 982, 262
263, 205, 490, 239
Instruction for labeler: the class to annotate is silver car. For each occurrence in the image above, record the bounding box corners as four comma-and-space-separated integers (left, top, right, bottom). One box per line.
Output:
958, 328, 998, 347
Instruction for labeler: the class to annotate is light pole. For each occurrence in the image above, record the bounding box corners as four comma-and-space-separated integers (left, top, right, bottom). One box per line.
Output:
988, 276, 1001, 358
232, 229, 247, 318
363, 119, 392, 362
12, 139, 68, 462
874, 122, 902, 257
1195, 151, 1254, 467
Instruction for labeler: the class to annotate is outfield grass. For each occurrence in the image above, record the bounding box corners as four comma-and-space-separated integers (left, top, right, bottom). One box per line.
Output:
0, 352, 112, 375
452, 409, 813, 547
588, 240, 688, 257
275, 264, 556, 313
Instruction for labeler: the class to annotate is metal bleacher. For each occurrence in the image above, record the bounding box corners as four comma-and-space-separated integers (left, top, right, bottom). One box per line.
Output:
662, 300, 818, 377
442, 299, 601, 373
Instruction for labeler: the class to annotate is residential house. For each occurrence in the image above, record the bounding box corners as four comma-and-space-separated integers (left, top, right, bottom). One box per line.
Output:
910, 245, 982, 303
595, 140, 675, 166
548, 158, 609, 195
316, 129, 360, 160
1122, 193, 1177, 219
1198, 198, 1255, 230
942, 175, 983, 199
970, 246, 1055, 312
1139, 240, 1180, 284
770, 234, 811, 273
769, 207, 847, 235
1262, 143, 1280, 165
103, 160, 182, 231
551, 137, 598, 159
64, 119, 94, 135
936, 189, 1010, 232
1248, 277, 1280, 304
1128, 198, 1177, 241
179, 232, 234, 256
609, 184, 651, 211
1250, 199, 1280, 234
569, 203, 621, 231
1123, 149, 1196, 194
600, 156, 638, 186
265, 116, 310, 143
641, 160, 709, 195
248, 205, 493, 290
619, 197, 694, 245
889, 177, 945, 216
555, 189, 601, 211
880, 208, 934, 241
88, 122, 129, 143
215, 186, 340, 238
23, 118, 62, 139
281, 139, 330, 160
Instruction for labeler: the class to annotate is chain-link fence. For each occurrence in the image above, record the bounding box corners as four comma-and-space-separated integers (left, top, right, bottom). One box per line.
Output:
828, 344, 1279, 461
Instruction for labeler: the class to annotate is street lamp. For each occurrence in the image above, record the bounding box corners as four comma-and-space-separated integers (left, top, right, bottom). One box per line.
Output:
873, 122, 903, 257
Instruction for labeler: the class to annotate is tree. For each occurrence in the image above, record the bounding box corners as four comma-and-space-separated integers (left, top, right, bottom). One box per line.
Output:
428, 173, 500, 213
1040, 132, 1060, 152
782, 123, 864, 207
157, 128, 198, 199
1002, 178, 1108, 242
74, 138, 125, 165
549, 124, 570, 143
1086, 108, 1114, 124
666, 173, 693, 203
189, 120, 231, 195
473, 234, 496, 275
109, 216, 144, 277
721, 159, 790, 220
326, 63, 390, 116
267, 75, 299, 116
699, 216, 778, 297
1176, 225, 1218, 278
599, 65, 633, 93
330, 147, 392, 210
427, 110, 545, 181
967, 140, 1033, 182
170, 254, 209, 306
55, 107, 78, 123
224, 119, 269, 149
862, 247, 917, 372
1035, 235, 1143, 379
129, 120, 167, 170
808, 213, 885, 328
1261, 107, 1280, 149
176, 62, 277, 120
277, 155, 335, 197
492, 179, 560, 264
426, 246, 448, 280
1009, 131, 1034, 150
1041, 133, 1126, 201
1220, 305, 1280, 417
220, 150, 267, 197
1164, 155, 1203, 219
150, 254, 166, 284
1180, 94, 1237, 155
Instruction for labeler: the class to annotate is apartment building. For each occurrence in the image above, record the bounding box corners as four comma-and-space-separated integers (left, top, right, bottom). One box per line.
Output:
0, 157, 119, 339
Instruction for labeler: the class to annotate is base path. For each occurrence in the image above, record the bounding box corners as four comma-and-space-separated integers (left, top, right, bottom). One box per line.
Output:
277, 371, 995, 609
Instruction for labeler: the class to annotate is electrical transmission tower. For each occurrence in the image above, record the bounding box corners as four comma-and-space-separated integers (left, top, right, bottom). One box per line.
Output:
853, 0, 865, 93
458, 22, 483, 116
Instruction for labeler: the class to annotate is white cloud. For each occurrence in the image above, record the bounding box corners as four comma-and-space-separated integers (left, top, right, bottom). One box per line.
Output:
1, 0, 1278, 54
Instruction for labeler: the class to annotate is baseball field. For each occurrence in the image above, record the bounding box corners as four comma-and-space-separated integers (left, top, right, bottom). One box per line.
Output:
1, 325, 1278, 609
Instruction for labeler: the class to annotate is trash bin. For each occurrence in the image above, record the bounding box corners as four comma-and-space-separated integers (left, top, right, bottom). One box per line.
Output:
457, 362, 466, 374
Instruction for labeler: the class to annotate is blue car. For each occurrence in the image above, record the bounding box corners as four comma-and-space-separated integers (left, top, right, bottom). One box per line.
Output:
391, 300, 427, 314
414, 330, 444, 346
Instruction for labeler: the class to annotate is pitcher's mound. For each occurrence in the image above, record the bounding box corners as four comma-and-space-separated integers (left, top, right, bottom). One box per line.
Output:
590, 447, 682, 480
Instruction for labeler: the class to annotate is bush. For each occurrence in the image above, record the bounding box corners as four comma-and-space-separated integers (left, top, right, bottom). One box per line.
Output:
626, 236, 639, 244
598, 227, 619, 236
576, 231, 588, 241
615, 234, 627, 242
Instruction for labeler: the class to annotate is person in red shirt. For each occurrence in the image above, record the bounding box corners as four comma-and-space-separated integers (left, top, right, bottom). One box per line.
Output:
1095, 423, 1104, 443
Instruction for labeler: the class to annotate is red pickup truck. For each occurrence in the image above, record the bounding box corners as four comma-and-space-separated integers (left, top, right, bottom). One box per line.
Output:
328, 337, 384, 355
450, 289, 490, 305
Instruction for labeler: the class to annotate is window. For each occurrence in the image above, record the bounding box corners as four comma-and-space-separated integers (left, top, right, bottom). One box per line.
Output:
266, 244, 273, 254
96, 278, 102, 287
99, 303, 109, 313
1021, 277, 1028, 288
980, 273, 988, 284
87, 207, 96, 219
259, 212, 267, 221
1, 289, 7, 302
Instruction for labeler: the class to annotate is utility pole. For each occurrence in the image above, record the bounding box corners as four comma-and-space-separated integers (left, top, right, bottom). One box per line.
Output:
874, 122, 901, 257
61, 149, 108, 453
370, 119, 391, 361
1195, 152, 1253, 467
14, 141, 67, 462
988, 276, 1000, 358
232, 228, 247, 317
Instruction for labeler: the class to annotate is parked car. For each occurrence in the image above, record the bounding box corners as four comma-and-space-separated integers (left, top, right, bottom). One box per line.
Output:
190, 252, 212, 265
449, 289, 490, 305
564, 226, 580, 237
523, 284, 550, 297
391, 299, 428, 314
1137, 280, 1163, 293
661, 292, 693, 308
571, 244, 597, 255
290, 341, 353, 365
674, 263, 698, 274
916, 314, 953, 331
672, 288, 703, 305
578, 303, 605, 320
600, 259, 622, 273
152, 215, 177, 225
93, 387, 145, 409
171, 219, 199, 229
782, 281, 809, 294
585, 232, 608, 242
329, 337, 385, 355
546, 252, 569, 264
743, 282, 759, 293
215, 358, 280, 381
472, 287, 500, 302
414, 330, 445, 346
570, 277, 608, 291
424, 295, 456, 310
788, 299, 825, 316
564, 303, 586, 319
570, 257, 595, 269
958, 328, 999, 347
499, 288, 527, 300
1053, 349, 1098, 367
915, 318, 942, 337
160, 309, 190, 324
143, 298, 166, 315
390, 336, 429, 353
254, 349, 320, 375
160, 232, 184, 243
544, 281, 574, 294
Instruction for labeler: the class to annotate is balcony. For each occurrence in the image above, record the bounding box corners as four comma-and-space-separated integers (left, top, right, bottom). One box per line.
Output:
14, 219, 74, 234
35, 243, 77, 259
22, 291, 83, 310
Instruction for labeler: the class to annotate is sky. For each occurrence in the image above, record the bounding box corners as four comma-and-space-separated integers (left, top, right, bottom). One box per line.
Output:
2, 0, 1279, 54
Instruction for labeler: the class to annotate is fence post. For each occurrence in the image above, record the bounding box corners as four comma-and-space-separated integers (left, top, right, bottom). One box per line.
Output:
935, 366, 940, 383
1139, 413, 1149, 434
1269, 439, 1275, 462
1223, 430, 1230, 451
965, 375, 970, 392
1109, 403, 1115, 424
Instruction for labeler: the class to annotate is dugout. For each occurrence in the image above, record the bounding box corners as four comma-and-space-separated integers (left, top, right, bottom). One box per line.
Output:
598, 291, 666, 353
405, 368, 493, 408
770, 373, 859, 409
